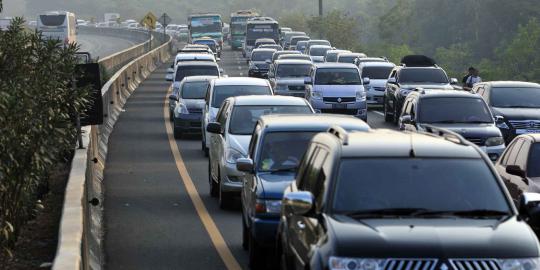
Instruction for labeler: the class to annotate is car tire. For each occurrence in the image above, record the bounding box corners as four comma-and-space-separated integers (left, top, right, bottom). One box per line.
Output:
249, 232, 265, 270
384, 99, 393, 123
209, 162, 218, 197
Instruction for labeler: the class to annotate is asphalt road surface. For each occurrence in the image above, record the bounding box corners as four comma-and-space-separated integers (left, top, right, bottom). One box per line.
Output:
103, 46, 397, 270
78, 33, 138, 59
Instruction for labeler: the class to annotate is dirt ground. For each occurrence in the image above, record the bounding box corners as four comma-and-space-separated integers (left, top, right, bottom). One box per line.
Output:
0, 162, 70, 270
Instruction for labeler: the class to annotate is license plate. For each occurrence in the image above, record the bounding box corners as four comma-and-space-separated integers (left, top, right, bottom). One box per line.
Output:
332, 104, 347, 109
516, 129, 540, 134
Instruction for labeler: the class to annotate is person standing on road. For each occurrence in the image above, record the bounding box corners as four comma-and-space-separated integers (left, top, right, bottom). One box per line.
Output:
462, 67, 475, 88
464, 68, 482, 91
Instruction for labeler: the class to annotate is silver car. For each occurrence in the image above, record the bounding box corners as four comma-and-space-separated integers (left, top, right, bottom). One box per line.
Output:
201, 77, 274, 156
358, 61, 396, 105
268, 59, 313, 97
206, 95, 314, 208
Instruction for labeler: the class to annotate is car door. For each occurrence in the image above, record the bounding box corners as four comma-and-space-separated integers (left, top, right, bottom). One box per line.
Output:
291, 146, 328, 269
498, 138, 529, 200
211, 101, 229, 181
268, 64, 276, 88
528, 143, 540, 193
399, 98, 412, 130
244, 124, 261, 221
385, 69, 398, 111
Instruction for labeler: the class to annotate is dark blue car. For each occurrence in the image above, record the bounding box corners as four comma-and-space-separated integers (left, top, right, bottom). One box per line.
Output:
236, 114, 370, 269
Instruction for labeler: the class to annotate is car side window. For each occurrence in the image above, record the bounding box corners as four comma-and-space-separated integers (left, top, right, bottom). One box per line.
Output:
507, 139, 525, 166
205, 84, 212, 105
516, 140, 531, 170
216, 101, 229, 126
403, 99, 412, 115
475, 86, 485, 96
501, 140, 517, 165
312, 149, 330, 209
248, 124, 261, 159
303, 147, 328, 194
410, 102, 417, 119
296, 145, 318, 189
389, 70, 397, 79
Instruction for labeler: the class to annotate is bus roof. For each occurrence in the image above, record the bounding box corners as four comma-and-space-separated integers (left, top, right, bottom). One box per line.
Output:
188, 13, 222, 18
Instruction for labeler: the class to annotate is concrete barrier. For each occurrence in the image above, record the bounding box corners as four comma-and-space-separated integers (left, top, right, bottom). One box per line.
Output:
52, 30, 173, 270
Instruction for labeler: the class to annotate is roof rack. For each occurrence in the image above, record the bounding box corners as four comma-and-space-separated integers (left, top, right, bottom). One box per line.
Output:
420, 124, 470, 146
400, 55, 437, 67
327, 125, 349, 145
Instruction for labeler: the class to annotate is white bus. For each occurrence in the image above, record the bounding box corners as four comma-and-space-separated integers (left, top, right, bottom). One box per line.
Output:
37, 11, 77, 44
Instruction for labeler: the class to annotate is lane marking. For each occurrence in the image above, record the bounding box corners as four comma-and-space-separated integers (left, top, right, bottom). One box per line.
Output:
163, 91, 242, 270
372, 110, 384, 116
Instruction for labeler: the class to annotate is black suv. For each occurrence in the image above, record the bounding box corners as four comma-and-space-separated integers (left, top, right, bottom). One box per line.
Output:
473, 81, 540, 144
384, 55, 458, 124
398, 89, 505, 161
277, 127, 540, 270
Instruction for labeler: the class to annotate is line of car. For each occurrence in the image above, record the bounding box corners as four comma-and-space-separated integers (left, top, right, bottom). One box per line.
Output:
166, 21, 540, 270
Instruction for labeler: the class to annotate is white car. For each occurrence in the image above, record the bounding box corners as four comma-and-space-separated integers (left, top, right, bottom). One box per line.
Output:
308, 45, 333, 63
206, 95, 314, 208
358, 61, 396, 105
202, 77, 274, 156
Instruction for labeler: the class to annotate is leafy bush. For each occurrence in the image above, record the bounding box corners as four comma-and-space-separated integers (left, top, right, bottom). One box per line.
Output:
0, 18, 88, 256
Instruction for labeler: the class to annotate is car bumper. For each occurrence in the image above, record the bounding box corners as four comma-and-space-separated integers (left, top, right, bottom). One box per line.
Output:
479, 144, 506, 162
250, 217, 279, 247
248, 69, 269, 78
310, 99, 368, 121
220, 162, 244, 193
366, 91, 385, 105
174, 113, 202, 133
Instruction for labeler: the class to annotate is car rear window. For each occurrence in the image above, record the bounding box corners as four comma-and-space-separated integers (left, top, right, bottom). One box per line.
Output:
276, 64, 312, 78
181, 81, 209, 99
252, 51, 274, 61
315, 68, 361, 85
211, 85, 271, 108
333, 158, 510, 214
310, 47, 331, 57
338, 56, 357, 64
418, 97, 493, 124
491, 87, 540, 108
175, 66, 219, 82
529, 143, 540, 177
229, 106, 312, 135
257, 132, 317, 172
399, 69, 449, 84
39, 15, 66, 26
361, 66, 393, 80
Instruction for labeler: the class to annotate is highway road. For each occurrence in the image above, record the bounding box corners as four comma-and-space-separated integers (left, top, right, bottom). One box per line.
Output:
102, 46, 397, 269
78, 33, 139, 59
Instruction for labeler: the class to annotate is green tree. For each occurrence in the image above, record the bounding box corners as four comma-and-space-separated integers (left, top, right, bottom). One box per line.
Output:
0, 18, 88, 256
434, 43, 473, 79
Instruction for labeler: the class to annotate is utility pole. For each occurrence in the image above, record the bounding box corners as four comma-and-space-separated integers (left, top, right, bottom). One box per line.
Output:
319, 0, 323, 16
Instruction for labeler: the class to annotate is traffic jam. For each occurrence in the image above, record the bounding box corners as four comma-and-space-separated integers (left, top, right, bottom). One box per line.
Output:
164, 10, 540, 270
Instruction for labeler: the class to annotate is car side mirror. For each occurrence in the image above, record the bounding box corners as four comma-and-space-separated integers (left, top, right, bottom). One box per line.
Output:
304, 77, 313, 85
387, 77, 397, 84
506, 165, 526, 178
206, 122, 223, 134
495, 115, 505, 124
283, 191, 314, 216
363, 77, 370, 85
165, 74, 174, 81
518, 193, 540, 230
450, 78, 458, 85
219, 68, 224, 74
168, 94, 179, 101
236, 158, 254, 172
167, 68, 174, 73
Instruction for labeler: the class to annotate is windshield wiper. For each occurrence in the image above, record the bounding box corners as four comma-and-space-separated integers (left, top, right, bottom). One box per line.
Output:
413, 209, 510, 218
342, 208, 430, 218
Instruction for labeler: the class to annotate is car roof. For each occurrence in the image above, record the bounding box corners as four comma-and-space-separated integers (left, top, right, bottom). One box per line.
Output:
517, 134, 540, 143
359, 61, 395, 67
411, 89, 481, 99
307, 39, 330, 43
255, 38, 275, 42
176, 53, 214, 59
290, 35, 309, 39
327, 49, 351, 54
252, 48, 277, 53
181, 75, 218, 83
274, 59, 313, 65
338, 52, 367, 57
484, 81, 540, 88
316, 129, 481, 158
310, 45, 332, 49
259, 114, 370, 132
274, 51, 301, 56
176, 61, 218, 67
279, 55, 312, 60
213, 77, 269, 86
230, 95, 309, 106
315, 63, 358, 69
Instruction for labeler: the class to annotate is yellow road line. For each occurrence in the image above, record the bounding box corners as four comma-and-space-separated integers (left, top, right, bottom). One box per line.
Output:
163, 91, 242, 270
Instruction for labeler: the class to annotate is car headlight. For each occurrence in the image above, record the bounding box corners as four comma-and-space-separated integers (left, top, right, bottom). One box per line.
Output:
486, 136, 505, 146
356, 90, 367, 101
176, 103, 189, 114
226, 148, 245, 164
276, 84, 288, 91
329, 257, 386, 270
499, 258, 540, 270
311, 91, 323, 100
255, 199, 282, 214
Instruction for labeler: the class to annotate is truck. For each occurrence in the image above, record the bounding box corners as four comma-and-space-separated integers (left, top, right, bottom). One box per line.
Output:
229, 10, 259, 50
188, 13, 223, 49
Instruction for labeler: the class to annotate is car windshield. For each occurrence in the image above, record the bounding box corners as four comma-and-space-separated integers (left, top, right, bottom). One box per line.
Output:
362, 66, 393, 79
211, 85, 271, 108
39, 15, 66, 26
529, 143, 540, 178
310, 47, 331, 56
338, 56, 357, 64
315, 68, 361, 85
175, 66, 218, 82
419, 97, 493, 124
399, 69, 449, 84
297, 42, 308, 50
333, 159, 510, 215
252, 51, 274, 61
325, 53, 339, 62
258, 132, 317, 172
229, 106, 312, 135
276, 64, 312, 78
181, 81, 208, 99
491, 87, 540, 108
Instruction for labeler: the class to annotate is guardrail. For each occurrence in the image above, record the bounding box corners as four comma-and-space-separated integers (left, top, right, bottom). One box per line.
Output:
52, 30, 173, 270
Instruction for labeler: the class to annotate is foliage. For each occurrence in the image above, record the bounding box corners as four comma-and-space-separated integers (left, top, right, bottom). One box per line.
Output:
307, 10, 360, 50
0, 18, 88, 255
434, 43, 473, 79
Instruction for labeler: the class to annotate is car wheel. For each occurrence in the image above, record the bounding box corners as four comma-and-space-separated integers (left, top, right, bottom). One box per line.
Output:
384, 99, 393, 123
209, 162, 218, 197
249, 232, 265, 270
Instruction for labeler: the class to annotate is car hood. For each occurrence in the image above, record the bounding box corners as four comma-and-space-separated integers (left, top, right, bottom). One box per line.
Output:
491, 107, 540, 120
399, 83, 453, 90
329, 216, 539, 258
314, 85, 364, 97
311, 56, 325, 62
257, 172, 296, 200
276, 77, 306, 85
181, 99, 205, 110
418, 123, 501, 138
227, 134, 251, 156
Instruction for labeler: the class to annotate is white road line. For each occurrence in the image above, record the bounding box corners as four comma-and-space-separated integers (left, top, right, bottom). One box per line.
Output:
372, 110, 385, 116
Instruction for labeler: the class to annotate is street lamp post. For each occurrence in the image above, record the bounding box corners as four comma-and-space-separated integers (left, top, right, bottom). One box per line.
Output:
319, 0, 323, 16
